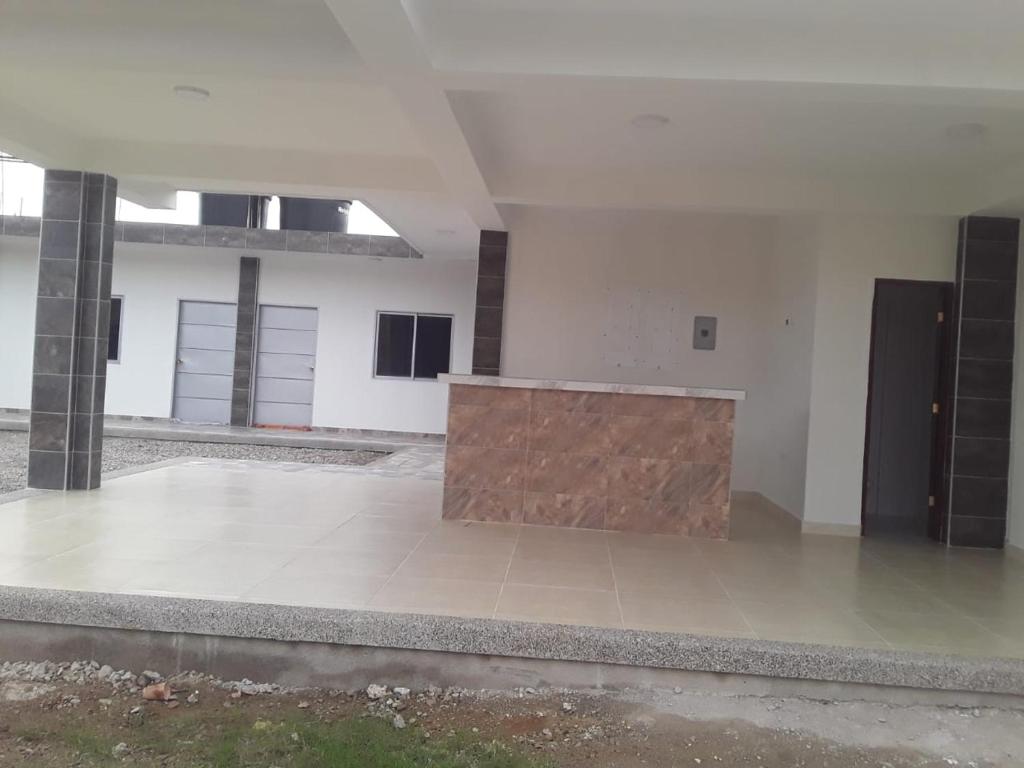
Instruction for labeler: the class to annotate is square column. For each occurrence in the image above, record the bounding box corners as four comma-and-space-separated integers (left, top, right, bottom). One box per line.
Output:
27, 170, 117, 490
472, 230, 508, 375
946, 216, 1019, 547
230, 256, 260, 426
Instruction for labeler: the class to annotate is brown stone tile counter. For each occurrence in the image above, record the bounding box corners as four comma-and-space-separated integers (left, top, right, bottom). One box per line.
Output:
438, 375, 746, 538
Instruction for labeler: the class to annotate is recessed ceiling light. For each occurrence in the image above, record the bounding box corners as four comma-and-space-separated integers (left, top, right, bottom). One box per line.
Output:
630, 113, 671, 129
173, 85, 211, 102
945, 122, 988, 141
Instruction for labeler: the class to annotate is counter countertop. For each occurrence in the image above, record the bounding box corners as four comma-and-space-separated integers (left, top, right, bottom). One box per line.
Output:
439, 374, 746, 401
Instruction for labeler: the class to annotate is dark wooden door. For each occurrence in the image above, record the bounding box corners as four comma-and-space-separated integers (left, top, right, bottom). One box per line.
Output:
863, 280, 950, 539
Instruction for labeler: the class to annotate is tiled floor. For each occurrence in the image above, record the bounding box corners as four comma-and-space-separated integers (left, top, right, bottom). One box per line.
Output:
1, 456, 1023, 660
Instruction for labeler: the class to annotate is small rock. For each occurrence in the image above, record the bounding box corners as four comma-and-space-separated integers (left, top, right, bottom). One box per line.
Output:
392, 714, 406, 730
394, 687, 411, 698
674, 687, 682, 694
367, 684, 388, 700
112, 742, 129, 758
97, 665, 114, 681
186, 692, 199, 705
562, 701, 575, 713
297, 700, 311, 709
98, 698, 113, 707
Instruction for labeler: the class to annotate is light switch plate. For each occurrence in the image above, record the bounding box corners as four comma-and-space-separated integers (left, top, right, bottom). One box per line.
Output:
693, 316, 717, 350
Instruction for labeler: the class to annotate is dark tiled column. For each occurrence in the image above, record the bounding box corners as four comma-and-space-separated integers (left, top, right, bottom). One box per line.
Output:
28, 171, 117, 490
947, 216, 1019, 548
230, 256, 260, 426
472, 230, 508, 375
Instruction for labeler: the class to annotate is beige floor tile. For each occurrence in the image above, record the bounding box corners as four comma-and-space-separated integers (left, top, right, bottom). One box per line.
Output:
279, 548, 409, 578
0, 529, 101, 559
417, 525, 520, 557
507, 556, 615, 590
5, 460, 1024, 662
611, 563, 729, 599
837, 587, 959, 615
120, 560, 274, 599
242, 573, 387, 609
358, 501, 441, 521
370, 576, 501, 618
309, 528, 426, 554
182, 542, 301, 571
342, 514, 439, 535
858, 611, 1006, 650
496, 584, 622, 628
0, 554, 47, 577
5, 556, 159, 592
735, 601, 888, 646
606, 530, 699, 554
618, 592, 752, 636
514, 538, 609, 564
205, 523, 339, 547
394, 551, 511, 582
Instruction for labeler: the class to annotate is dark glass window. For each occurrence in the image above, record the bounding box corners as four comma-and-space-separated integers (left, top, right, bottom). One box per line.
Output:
375, 313, 414, 377
413, 315, 453, 379
108, 296, 123, 362
374, 312, 452, 380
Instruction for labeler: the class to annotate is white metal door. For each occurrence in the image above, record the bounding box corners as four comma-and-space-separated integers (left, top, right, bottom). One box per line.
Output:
172, 300, 237, 424
253, 305, 318, 427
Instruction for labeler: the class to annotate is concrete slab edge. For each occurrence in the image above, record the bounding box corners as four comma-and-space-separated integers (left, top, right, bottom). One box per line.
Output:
0, 586, 1020, 696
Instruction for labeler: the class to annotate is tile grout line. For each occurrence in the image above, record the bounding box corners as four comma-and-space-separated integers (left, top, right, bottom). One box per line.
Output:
700, 551, 759, 640
492, 524, 523, 619
362, 528, 432, 610
606, 534, 625, 629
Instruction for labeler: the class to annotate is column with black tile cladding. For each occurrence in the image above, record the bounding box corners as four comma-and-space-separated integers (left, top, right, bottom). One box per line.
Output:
230, 256, 260, 426
28, 170, 117, 490
472, 230, 508, 375
947, 216, 1020, 547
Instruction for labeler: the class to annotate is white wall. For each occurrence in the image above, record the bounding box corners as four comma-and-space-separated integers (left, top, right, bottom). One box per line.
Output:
0, 236, 476, 434
107, 246, 240, 418
0, 236, 37, 410
501, 207, 776, 491
257, 252, 475, 433
745, 217, 820, 518
801, 214, 958, 530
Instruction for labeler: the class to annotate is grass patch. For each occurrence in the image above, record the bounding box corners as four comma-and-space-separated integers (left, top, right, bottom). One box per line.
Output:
28, 712, 549, 768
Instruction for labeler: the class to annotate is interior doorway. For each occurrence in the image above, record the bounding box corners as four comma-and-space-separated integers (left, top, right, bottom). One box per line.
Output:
862, 279, 953, 540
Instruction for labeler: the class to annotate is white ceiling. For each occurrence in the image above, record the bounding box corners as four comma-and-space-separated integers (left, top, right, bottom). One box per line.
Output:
2, 0, 1024, 257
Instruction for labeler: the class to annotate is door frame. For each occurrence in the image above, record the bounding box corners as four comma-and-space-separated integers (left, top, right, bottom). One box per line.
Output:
860, 278, 955, 541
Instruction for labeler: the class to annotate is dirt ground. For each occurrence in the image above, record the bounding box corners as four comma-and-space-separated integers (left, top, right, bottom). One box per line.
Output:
1, 671, 1021, 767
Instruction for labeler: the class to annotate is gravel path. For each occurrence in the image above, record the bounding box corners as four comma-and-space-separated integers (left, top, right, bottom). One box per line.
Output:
0, 429, 385, 495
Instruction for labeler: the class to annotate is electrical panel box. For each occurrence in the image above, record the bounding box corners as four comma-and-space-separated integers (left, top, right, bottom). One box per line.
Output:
693, 316, 717, 350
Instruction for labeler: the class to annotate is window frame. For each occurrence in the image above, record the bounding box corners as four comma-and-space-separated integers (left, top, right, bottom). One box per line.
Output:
107, 295, 125, 364
372, 310, 453, 382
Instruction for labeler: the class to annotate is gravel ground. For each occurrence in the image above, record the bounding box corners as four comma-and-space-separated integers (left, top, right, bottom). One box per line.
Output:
0, 429, 385, 495
1, 660, 1021, 767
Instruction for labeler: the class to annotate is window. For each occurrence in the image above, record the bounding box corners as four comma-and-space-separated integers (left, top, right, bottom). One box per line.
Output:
108, 296, 123, 363
374, 312, 452, 380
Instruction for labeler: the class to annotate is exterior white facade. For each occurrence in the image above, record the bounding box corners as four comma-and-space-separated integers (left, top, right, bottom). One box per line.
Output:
0, 234, 476, 435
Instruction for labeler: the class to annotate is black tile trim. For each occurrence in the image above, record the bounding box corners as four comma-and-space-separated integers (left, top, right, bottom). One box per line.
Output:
230, 257, 260, 427
2, 217, 423, 259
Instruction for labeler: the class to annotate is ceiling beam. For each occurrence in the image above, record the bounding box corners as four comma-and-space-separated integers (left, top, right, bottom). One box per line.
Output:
322, 0, 504, 231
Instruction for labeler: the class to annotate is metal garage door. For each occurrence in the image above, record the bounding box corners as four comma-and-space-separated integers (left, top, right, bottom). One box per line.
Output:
252, 305, 318, 427
172, 300, 237, 424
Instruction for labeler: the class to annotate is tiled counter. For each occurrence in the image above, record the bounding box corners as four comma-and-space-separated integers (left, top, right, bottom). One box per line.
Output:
439, 375, 745, 538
